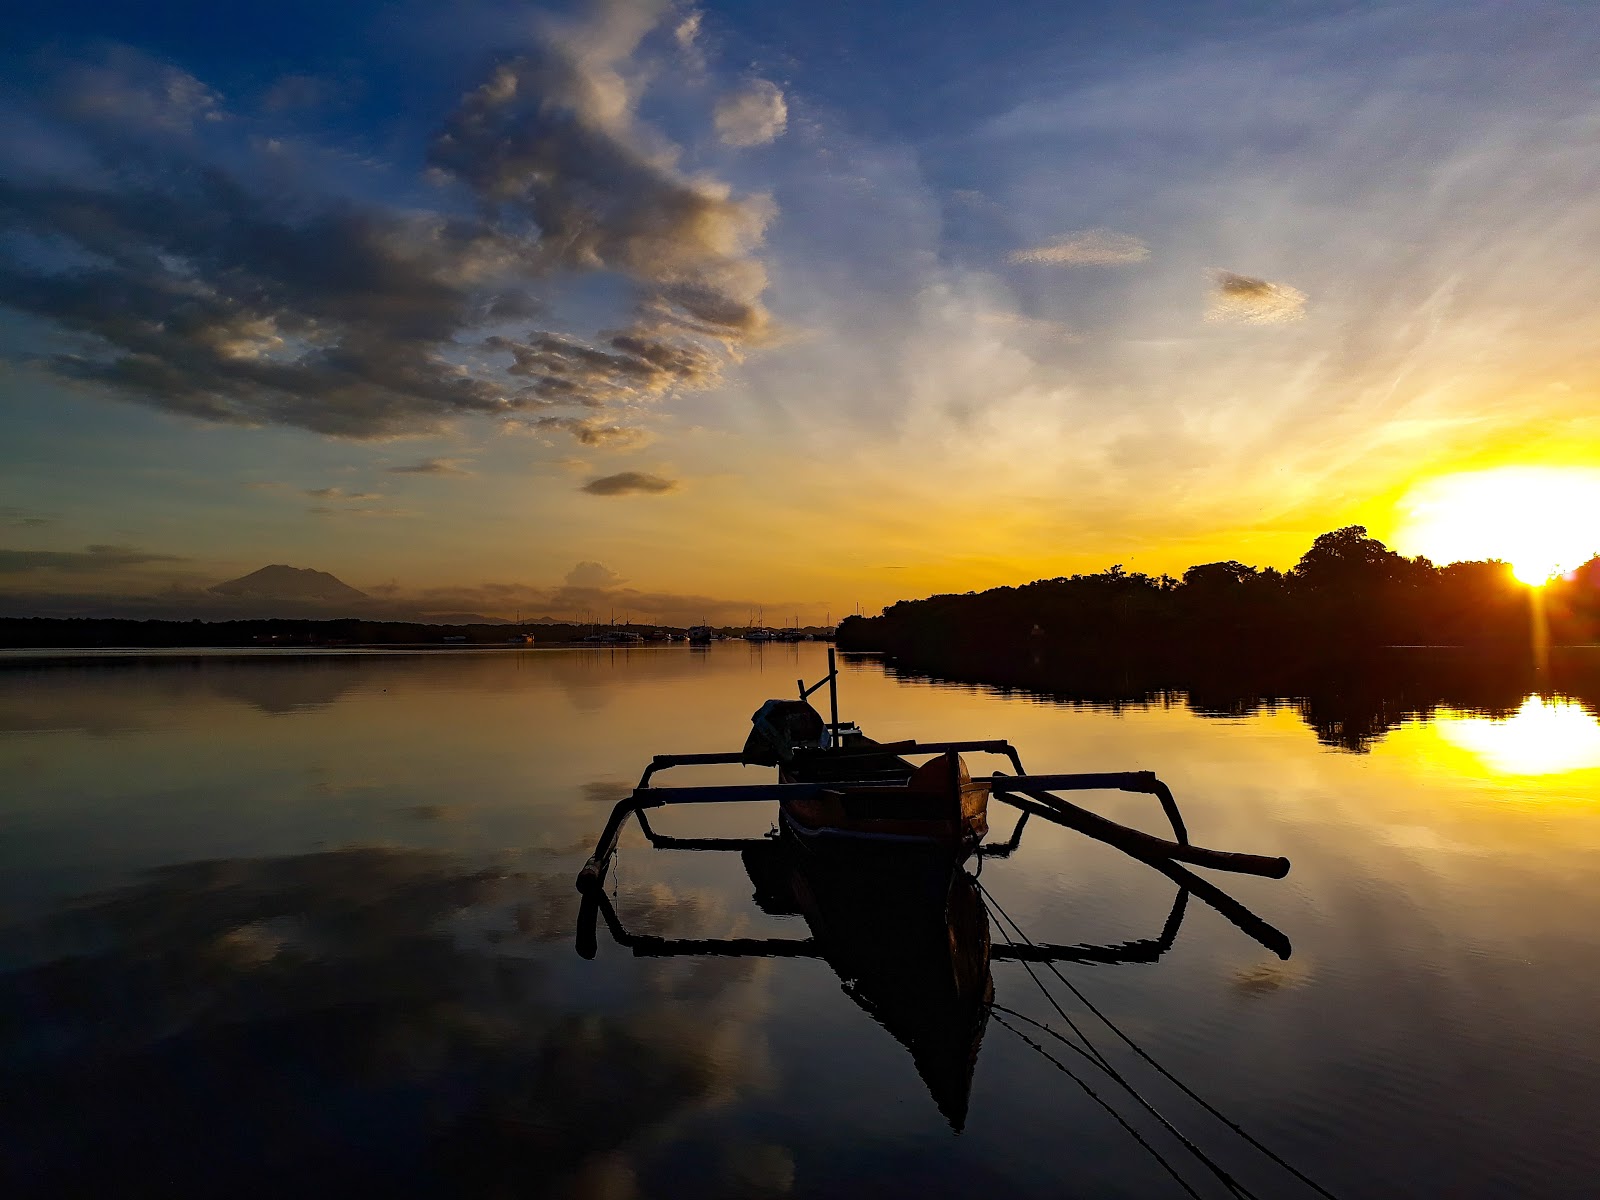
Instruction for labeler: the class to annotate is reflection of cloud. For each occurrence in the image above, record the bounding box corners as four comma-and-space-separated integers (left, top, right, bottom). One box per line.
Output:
1007, 229, 1149, 266
582, 471, 679, 496
0, 847, 778, 1194
715, 80, 788, 147
581, 780, 635, 805
1232, 960, 1308, 996
1205, 271, 1307, 325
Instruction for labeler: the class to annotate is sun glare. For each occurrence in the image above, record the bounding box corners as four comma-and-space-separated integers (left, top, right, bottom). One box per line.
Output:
1397, 467, 1600, 585
1436, 696, 1600, 777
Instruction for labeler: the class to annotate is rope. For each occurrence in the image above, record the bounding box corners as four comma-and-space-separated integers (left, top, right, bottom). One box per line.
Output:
989, 1011, 1206, 1200
980, 881, 1255, 1200
978, 877, 1342, 1200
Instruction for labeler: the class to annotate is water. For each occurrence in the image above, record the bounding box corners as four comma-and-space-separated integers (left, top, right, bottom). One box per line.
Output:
2, 644, 1598, 1198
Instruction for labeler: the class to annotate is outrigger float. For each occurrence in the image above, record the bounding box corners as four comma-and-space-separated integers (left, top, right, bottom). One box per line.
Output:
575, 649, 1290, 906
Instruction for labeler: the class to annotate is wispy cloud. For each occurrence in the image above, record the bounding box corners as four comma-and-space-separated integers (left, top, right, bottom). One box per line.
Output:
0, 544, 187, 573
0, 506, 54, 528
304, 486, 383, 500
385, 457, 474, 477
307, 506, 417, 519
519, 416, 651, 449
715, 80, 788, 147
565, 561, 625, 588
1205, 271, 1307, 325
1007, 229, 1150, 266
581, 471, 679, 496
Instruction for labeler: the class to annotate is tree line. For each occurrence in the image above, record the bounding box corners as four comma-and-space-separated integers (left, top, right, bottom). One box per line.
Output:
837, 526, 1600, 662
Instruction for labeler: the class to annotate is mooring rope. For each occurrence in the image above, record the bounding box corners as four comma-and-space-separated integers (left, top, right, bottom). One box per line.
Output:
988, 1010, 1207, 1200
978, 877, 1342, 1200
981, 880, 1256, 1200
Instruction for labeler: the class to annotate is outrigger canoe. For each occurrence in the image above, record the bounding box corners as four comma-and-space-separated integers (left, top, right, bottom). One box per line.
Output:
576, 650, 1291, 902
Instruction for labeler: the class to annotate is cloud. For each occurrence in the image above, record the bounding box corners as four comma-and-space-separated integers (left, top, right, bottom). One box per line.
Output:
524, 415, 652, 449
486, 328, 722, 407
304, 487, 383, 500
0, 544, 187, 573
385, 456, 474, 476
714, 80, 788, 147
1006, 229, 1150, 266
0, 506, 54, 528
307, 505, 416, 519
581, 471, 679, 495
260, 73, 332, 113
565, 561, 625, 588
674, 11, 703, 51
1205, 271, 1308, 325
0, 1, 773, 439
57, 47, 222, 131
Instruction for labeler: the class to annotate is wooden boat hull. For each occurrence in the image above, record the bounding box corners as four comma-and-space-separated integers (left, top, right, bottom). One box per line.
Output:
778, 748, 990, 864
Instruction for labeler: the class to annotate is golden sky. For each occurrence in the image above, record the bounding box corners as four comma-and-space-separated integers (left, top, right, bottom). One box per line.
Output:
3, 1, 1599, 622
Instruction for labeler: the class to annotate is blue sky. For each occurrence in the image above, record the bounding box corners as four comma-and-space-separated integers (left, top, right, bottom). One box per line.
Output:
3, 1, 1598, 622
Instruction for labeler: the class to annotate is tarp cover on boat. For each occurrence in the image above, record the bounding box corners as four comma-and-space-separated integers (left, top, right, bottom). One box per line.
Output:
743, 699, 828, 765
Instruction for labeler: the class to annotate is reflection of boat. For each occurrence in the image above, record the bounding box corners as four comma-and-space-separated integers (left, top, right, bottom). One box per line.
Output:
577, 833, 1201, 1129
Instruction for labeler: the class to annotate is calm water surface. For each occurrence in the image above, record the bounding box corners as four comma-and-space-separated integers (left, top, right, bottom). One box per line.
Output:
2, 644, 1598, 1197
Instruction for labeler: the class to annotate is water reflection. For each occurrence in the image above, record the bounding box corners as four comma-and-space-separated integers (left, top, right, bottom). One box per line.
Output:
1435, 696, 1600, 776
579, 812, 1287, 1146
4, 646, 1600, 1198
876, 646, 1600, 754
0, 845, 780, 1197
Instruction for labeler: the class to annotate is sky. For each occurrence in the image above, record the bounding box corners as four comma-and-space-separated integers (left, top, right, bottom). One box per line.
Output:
2, 0, 1598, 624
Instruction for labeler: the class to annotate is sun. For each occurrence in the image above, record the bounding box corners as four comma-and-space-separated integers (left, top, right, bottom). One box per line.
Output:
1396, 467, 1600, 585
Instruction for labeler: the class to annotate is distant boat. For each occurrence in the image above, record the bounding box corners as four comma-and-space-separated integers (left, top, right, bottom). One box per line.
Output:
687, 625, 715, 645
582, 630, 644, 645
745, 627, 778, 642
506, 633, 535, 644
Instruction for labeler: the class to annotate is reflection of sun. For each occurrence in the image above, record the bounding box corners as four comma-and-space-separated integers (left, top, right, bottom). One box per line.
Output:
1436, 696, 1600, 776
1397, 467, 1600, 584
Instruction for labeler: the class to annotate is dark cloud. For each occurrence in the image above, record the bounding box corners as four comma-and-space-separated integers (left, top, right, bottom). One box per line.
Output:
487, 328, 721, 407
384, 456, 474, 476
581, 471, 678, 495
0, 2, 772, 439
0, 544, 187, 573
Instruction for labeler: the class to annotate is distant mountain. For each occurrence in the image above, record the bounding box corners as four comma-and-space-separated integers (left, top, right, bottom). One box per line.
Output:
209, 565, 367, 602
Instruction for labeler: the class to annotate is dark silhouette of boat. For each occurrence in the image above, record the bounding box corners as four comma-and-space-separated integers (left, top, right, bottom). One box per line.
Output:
578, 650, 1289, 901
